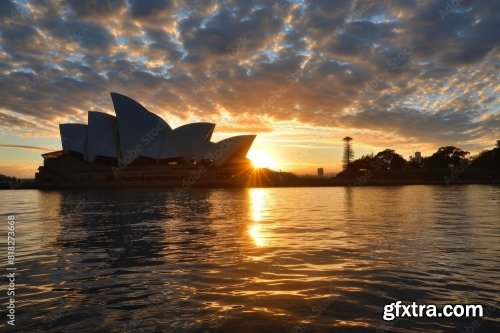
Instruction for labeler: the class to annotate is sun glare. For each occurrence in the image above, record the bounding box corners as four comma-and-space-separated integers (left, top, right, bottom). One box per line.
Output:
247, 149, 277, 169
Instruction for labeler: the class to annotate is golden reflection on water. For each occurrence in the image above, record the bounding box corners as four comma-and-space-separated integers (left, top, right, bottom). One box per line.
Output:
248, 189, 267, 247
249, 224, 265, 247
0, 186, 499, 332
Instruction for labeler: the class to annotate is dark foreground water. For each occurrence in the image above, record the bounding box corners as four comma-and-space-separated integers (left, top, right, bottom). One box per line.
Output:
0, 186, 499, 333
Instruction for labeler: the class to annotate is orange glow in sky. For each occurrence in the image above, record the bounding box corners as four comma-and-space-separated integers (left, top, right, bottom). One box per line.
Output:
247, 149, 278, 170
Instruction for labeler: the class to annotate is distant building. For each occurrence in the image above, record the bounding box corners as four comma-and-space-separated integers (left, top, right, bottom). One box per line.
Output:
317, 168, 324, 177
414, 151, 422, 163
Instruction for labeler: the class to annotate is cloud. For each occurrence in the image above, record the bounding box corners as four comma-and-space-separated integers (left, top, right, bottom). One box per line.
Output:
0, 0, 22, 20
66, 0, 127, 18
0, 0, 498, 168
129, 0, 173, 18
0, 142, 50, 151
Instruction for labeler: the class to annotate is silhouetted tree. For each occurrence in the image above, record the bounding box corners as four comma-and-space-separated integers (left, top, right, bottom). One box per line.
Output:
470, 142, 500, 169
374, 149, 407, 170
407, 158, 422, 169
349, 154, 373, 171
344, 149, 407, 172
342, 136, 354, 171
423, 146, 469, 168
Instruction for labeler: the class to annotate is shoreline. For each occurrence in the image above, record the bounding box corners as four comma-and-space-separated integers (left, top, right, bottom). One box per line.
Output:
1, 178, 499, 190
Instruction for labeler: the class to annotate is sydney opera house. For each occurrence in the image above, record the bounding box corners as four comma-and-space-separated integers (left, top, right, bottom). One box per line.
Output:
35, 93, 256, 188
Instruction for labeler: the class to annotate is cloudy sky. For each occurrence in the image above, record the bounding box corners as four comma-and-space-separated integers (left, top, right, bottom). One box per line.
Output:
0, 0, 499, 177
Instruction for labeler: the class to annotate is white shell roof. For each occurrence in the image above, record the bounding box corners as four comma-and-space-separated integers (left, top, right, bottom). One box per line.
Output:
87, 111, 119, 162
173, 122, 215, 160
58, 93, 255, 166
206, 135, 256, 166
111, 92, 177, 165
59, 123, 87, 157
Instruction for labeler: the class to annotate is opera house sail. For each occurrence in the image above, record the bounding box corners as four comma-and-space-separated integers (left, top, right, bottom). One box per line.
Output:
35, 93, 256, 188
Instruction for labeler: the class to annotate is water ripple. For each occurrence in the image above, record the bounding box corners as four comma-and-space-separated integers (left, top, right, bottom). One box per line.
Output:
0, 186, 499, 332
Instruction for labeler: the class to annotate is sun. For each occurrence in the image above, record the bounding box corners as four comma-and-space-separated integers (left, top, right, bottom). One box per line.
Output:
247, 149, 277, 169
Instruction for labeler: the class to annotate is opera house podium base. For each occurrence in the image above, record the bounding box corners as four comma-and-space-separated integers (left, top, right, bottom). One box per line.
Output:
35, 153, 253, 189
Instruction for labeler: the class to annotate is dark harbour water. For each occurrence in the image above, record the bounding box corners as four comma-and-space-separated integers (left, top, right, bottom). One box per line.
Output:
0, 186, 499, 333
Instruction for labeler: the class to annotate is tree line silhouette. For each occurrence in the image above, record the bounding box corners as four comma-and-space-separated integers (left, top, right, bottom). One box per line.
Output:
337, 139, 500, 182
